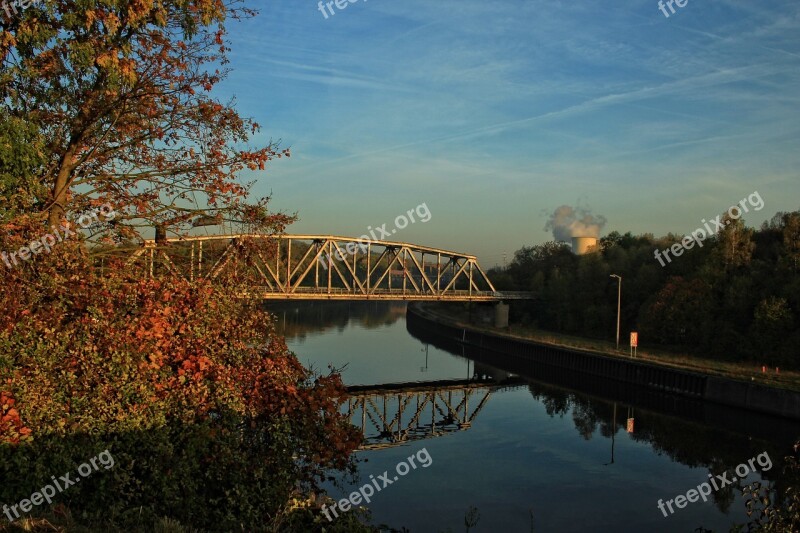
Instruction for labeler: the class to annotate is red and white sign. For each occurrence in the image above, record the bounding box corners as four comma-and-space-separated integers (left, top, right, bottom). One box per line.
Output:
630, 332, 638, 347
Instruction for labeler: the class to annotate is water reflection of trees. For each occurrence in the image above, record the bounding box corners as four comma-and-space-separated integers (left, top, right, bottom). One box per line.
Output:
405, 313, 800, 522
267, 301, 408, 341
527, 379, 797, 516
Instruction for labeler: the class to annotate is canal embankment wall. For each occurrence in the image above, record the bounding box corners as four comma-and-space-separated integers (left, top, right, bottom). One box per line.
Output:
407, 303, 800, 421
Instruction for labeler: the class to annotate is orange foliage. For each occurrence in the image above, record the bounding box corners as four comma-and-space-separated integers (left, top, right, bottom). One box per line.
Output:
1, 0, 292, 232
0, 221, 361, 477
0, 392, 31, 445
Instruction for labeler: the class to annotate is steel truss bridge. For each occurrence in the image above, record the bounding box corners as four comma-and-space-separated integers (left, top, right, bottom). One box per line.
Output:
345, 378, 523, 450
126, 234, 532, 302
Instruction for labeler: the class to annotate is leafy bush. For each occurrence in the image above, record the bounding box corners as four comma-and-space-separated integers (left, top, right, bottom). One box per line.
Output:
0, 228, 362, 530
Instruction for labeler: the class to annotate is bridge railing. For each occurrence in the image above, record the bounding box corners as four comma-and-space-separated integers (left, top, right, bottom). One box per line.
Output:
251, 286, 498, 296
244, 286, 533, 301
125, 234, 534, 301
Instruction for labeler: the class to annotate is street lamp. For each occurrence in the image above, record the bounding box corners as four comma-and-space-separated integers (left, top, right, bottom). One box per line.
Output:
604, 402, 617, 466
610, 274, 622, 351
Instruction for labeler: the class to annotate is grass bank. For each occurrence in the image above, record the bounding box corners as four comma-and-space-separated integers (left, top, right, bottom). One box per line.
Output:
419, 303, 800, 393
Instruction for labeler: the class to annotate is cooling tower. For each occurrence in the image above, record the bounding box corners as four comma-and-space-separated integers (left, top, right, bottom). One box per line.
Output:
571, 236, 598, 255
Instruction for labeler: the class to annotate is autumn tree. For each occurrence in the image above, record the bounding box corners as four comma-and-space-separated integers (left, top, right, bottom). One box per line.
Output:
0, 3, 371, 529
0, 0, 290, 238
0, 249, 363, 529
780, 212, 800, 272
640, 276, 713, 346
712, 212, 756, 272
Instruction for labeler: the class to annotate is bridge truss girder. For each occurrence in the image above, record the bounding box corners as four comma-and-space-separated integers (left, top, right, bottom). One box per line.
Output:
346, 383, 494, 450
126, 234, 506, 301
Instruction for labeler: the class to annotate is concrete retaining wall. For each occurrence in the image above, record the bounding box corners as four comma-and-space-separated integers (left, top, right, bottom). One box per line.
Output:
407, 304, 800, 421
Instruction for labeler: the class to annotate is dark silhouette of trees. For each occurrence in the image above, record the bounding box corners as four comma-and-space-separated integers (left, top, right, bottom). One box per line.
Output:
489, 211, 800, 368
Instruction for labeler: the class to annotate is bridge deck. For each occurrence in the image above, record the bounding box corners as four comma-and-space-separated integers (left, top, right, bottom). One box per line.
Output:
127, 234, 534, 302
246, 287, 533, 301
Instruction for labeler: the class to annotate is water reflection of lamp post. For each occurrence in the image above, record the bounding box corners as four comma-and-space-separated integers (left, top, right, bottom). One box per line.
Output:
604, 402, 617, 466
610, 274, 622, 351
420, 343, 429, 372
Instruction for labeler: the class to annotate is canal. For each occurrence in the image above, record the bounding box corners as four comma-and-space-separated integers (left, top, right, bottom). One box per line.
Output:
271, 301, 800, 533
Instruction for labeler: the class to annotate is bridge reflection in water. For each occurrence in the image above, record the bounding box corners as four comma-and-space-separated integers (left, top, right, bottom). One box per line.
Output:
346, 373, 524, 450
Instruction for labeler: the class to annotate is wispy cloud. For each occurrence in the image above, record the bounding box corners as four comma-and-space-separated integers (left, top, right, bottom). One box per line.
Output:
220, 0, 800, 259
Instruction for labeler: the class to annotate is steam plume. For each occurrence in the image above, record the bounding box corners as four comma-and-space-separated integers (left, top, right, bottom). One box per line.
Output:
545, 205, 607, 242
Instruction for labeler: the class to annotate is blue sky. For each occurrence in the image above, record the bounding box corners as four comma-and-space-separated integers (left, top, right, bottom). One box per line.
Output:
219, 0, 800, 266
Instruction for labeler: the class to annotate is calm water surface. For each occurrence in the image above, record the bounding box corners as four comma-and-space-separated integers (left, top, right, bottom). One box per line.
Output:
271, 301, 800, 533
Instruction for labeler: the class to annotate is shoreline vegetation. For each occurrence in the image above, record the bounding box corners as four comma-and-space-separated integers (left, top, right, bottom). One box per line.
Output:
1, 1, 797, 531
0, 1, 378, 530
418, 302, 800, 393
483, 225, 800, 392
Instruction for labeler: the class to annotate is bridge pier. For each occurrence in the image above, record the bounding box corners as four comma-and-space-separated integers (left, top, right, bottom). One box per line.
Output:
494, 302, 510, 328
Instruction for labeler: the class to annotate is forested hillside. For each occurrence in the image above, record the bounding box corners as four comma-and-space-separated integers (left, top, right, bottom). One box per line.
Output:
489, 211, 800, 368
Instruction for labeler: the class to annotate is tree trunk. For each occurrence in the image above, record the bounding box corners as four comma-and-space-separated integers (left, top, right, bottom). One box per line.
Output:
47, 144, 79, 228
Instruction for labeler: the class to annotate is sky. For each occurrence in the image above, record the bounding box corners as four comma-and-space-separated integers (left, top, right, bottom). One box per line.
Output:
216, 0, 800, 267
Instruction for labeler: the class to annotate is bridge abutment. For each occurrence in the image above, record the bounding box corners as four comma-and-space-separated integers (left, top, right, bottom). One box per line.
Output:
494, 302, 510, 328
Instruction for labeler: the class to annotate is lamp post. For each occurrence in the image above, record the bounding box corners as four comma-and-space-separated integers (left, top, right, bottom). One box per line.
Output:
610, 274, 622, 351
604, 402, 617, 466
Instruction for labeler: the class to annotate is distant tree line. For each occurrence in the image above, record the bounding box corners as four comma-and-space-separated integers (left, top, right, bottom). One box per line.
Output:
488, 210, 800, 368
